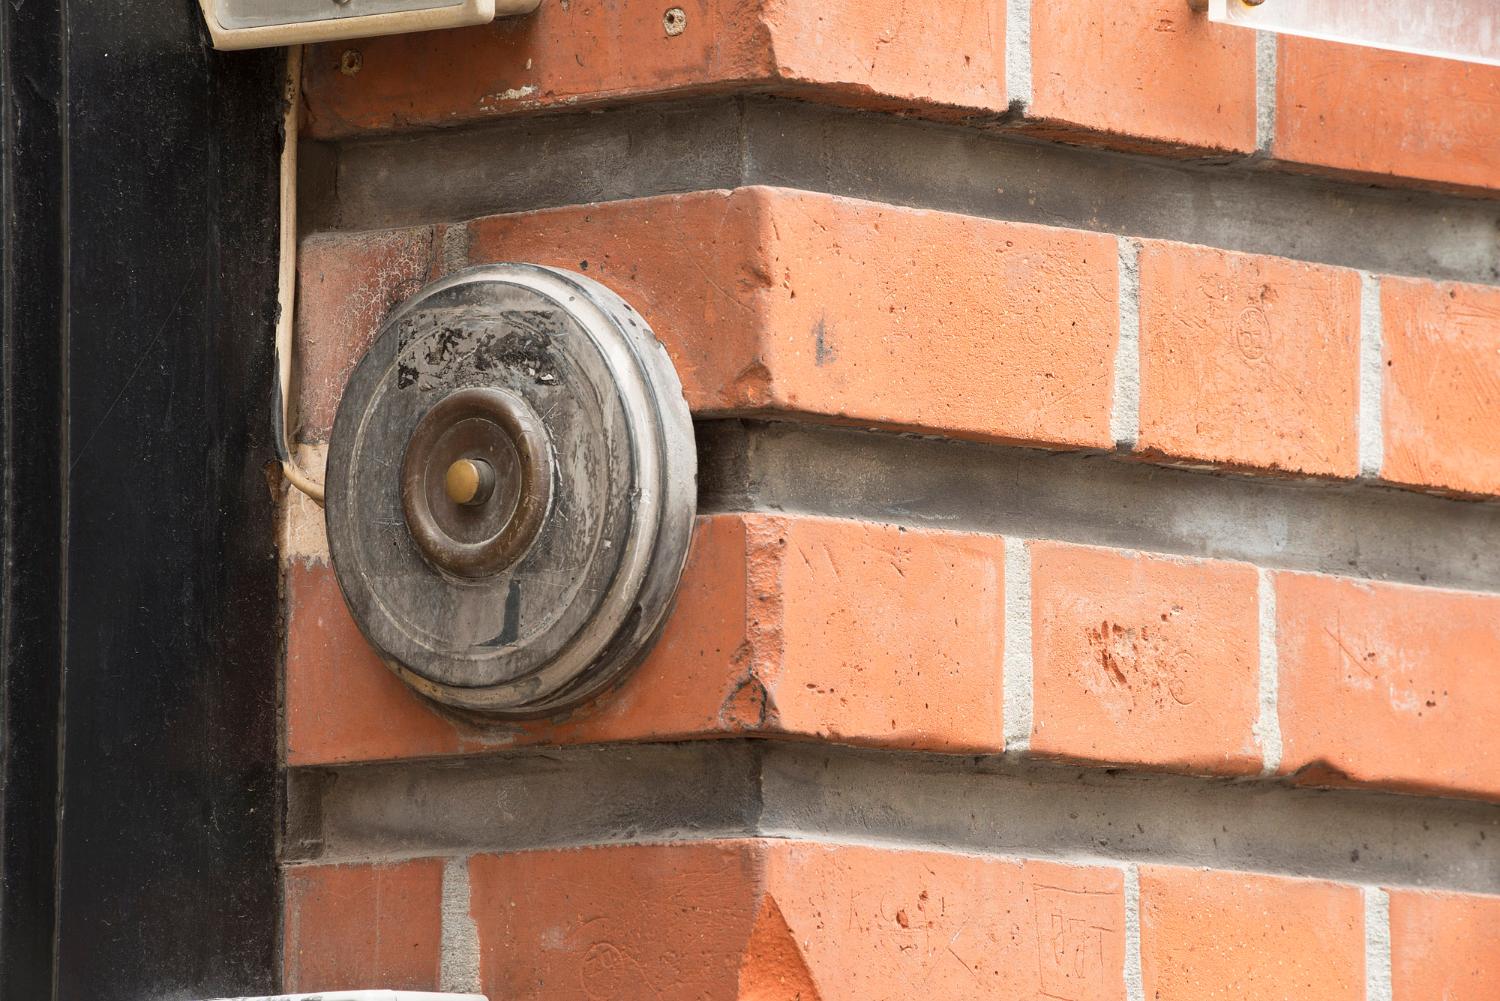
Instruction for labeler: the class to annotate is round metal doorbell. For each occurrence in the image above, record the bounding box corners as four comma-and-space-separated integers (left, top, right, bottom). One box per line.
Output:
325, 264, 696, 718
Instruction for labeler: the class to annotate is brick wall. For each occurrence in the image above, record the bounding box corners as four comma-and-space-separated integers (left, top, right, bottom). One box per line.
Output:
281, 3, 1500, 999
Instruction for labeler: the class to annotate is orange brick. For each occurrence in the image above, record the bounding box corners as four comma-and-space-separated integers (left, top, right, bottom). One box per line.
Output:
1029, 542, 1261, 775
466, 187, 1120, 449
1390, 889, 1500, 1001
1140, 866, 1364, 1001
765, 516, 1005, 748
761, 844, 1125, 1001
1380, 277, 1500, 497
470, 840, 1127, 1001
295, 226, 435, 440
283, 859, 444, 992
1276, 38, 1500, 192
1274, 572, 1500, 800
285, 515, 754, 766
301, 0, 1006, 139
470, 842, 763, 1001
1137, 241, 1360, 477
286, 513, 1007, 765
1027, 0, 1257, 154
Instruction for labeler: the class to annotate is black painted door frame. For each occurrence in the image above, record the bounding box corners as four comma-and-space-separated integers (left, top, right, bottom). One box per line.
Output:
1, 0, 282, 997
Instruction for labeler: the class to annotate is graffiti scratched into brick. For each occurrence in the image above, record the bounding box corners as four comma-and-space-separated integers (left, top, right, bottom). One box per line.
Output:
1032, 883, 1121, 1001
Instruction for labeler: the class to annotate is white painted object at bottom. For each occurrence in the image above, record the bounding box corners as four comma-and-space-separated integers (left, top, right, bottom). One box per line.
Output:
203, 992, 487, 1001
1208, 0, 1499, 67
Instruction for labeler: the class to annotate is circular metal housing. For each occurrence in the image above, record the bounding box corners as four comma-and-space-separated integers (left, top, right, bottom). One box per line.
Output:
325, 264, 696, 718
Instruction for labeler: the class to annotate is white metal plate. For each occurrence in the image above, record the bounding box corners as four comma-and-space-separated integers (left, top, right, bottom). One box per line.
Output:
216, 0, 460, 29
1209, 0, 1500, 67
200, 0, 538, 50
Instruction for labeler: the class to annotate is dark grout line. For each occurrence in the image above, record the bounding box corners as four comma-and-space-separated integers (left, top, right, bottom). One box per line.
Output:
696, 419, 1500, 594
287, 740, 1500, 895
304, 96, 1500, 286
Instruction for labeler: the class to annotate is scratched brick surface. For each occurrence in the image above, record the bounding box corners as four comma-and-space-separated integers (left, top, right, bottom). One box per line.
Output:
1274, 572, 1500, 801
1139, 866, 1364, 1001
468, 841, 1128, 1001
284, 513, 1007, 765
1379, 276, 1500, 497
1029, 541, 1263, 776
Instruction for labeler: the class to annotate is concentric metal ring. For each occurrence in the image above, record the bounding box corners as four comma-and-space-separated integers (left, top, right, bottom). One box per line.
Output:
325, 264, 696, 718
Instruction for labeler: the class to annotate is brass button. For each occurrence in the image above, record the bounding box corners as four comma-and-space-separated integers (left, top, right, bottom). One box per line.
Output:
445, 457, 495, 506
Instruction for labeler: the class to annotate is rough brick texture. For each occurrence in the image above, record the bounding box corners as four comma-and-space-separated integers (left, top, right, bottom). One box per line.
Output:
301, 0, 1007, 139
283, 859, 444, 993
301, 1, 1500, 194
1380, 276, 1500, 497
1140, 866, 1365, 1001
464, 187, 1120, 448
1029, 542, 1262, 776
1274, 572, 1500, 800
1136, 241, 1360, 477
280, 7, 1500, 999
284, 513, 1007, 765
298, 190, 1120, 451
1027, 0, 1257, 154
1390, 889, 1500, 1001
1275, 37, 1500, 193
470, 841, 1127, 1001
294, 226, 435, 439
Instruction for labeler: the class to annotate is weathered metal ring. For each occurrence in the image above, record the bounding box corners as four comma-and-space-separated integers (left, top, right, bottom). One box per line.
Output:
399, 387, 553, 579
325, 264, 696, 719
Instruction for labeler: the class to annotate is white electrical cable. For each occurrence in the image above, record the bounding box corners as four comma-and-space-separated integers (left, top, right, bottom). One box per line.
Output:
274, 43, 326, 504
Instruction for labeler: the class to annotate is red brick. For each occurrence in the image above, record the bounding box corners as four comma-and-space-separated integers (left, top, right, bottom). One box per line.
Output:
1275, 572, 1500, 800
1140, 866, 1364, 1001
470, 840, 1127, 1001
1276, 37, 1500, 193
761, 844, 1125, 1001
1028, 0, 1257, 154
1029, 542, 1261, 775
301, 0, 1006, 139
470, 842, 762, 1001
295, 227, 435, 439
1137, 241, 1360, 477
465, 187, 1120, 449
765, 516, 1005, 748
1380, 277, 1500, 497
286, 513, 1007, 766
285, 515, 753, 765
283, 859, 444, 992
1390, 889, 1500, 1001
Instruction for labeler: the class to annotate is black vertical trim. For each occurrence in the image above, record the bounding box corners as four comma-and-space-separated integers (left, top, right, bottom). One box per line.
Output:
2, 0, 283, 997
0, 0, 66, 992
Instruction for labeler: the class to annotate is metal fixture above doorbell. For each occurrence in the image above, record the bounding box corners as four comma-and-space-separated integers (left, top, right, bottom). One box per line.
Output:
325, 265, 696, 719
198, 0, 540, 50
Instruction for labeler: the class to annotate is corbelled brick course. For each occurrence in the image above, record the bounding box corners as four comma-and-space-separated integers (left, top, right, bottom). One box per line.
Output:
285, 513, 1008, 765
301, 0, 1500, 193
283, 10, 1500, 995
